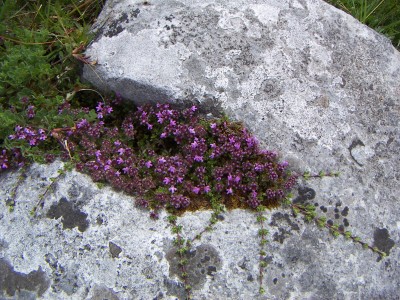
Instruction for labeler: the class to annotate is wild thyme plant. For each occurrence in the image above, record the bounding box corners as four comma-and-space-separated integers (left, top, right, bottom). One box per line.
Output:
0, 0, 103, 167
55, 100, 299, 216
1, 96, 388, 297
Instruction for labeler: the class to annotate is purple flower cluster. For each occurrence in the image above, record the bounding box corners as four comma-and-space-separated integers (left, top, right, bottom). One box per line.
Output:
0, 148, 25, 170
95, 102, 113, 119
1, 95, 98, 173
8, 125, 47, 146
63, 100, 298, 213
26, 105, 35, 119
0, 149, 9, 169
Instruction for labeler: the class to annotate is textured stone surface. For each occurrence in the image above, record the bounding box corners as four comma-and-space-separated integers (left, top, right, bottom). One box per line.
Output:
0, 157, 399, 299
0, 161, 398, 299
83, 0, 400, 298
1, 0, 399, 299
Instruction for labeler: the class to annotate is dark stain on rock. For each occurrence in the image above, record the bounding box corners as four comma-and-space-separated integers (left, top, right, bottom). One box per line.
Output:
0, 239, 8, 250
238, 256, 250, 270
273, 228, 291, 244
46, 197, 89, 232
348, 138, 365, 166
96, 213, 108, 226
293, 186, 316, 204
270, 212, 300, 231
44, 253, 80, 295
270, 212, 300, 243
0, 258, 49, 297
260, 78, 283, 99
89, 285, 120, 300
166, 244, 221, 290
341, 206, 349, 216
261, 255, 273, 266
373, 228, 395, 259
106, 12, 129, 37
163, 276, 186, 299
109, 242, 122, 258
131, 8, 140, 19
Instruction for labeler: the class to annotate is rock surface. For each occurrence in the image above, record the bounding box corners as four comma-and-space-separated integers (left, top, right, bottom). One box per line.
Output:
1, 161, 397, 300
1, 0, 399, 299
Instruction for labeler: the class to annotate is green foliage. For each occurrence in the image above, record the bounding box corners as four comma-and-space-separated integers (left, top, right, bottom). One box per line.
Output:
290, 200, 388, 259
0, 0, 104, 160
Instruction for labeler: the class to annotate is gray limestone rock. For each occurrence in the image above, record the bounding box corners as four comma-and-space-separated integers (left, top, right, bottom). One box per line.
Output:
0, 159, 399, 299
1, 0, 399, 299
84, 0, 400, 298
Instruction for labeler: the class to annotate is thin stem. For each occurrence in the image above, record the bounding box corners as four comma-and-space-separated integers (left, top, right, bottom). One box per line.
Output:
256, 206, 268, 294
291, 204, 387, 258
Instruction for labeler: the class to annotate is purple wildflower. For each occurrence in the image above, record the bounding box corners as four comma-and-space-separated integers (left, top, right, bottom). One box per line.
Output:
194, 155, 203, 162
192, 186, 200, 194
117, 148, 125, 155
77, 119, 89, 129
191, 140, 198, 149
26, 105, 35, 119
